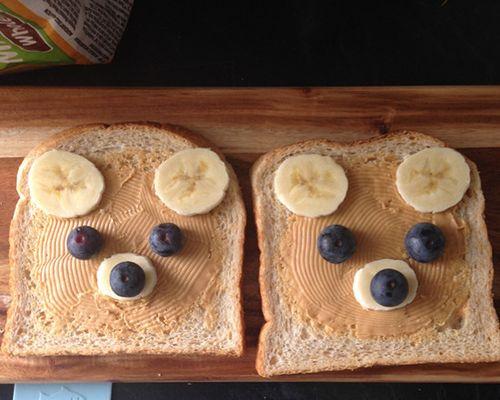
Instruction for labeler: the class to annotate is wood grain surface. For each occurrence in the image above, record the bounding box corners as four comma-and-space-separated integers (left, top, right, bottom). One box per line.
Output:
0, 87, 498, 382
1, 86, 500, 158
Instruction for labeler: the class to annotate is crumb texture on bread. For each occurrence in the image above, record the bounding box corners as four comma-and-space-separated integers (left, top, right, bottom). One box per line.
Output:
3, 123, 245, 356
252, 132, 500, 377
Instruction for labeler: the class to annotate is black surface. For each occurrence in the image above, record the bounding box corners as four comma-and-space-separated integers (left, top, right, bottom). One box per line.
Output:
0, 383, 499, 400
1, 0, 500, 399
111, 383, 500, 400
1, 0, 500, 86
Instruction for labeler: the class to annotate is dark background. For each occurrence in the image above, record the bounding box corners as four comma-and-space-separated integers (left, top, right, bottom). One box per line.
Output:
2, 0, 500, 399
0, 383, 499, 400
2, 0, 500, 86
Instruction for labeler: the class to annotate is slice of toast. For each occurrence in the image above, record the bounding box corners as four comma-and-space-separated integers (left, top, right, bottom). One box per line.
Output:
2, 122, 245, 356
252, 132, 500, 377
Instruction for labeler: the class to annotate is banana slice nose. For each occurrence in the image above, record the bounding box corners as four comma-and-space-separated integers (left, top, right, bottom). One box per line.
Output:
97, 253, 157, 301
353, 259, 418, 311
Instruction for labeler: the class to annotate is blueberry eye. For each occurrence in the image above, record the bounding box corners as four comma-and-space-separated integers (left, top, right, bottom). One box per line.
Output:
317, 224, 356, 264
149, 223, 184, 257
67, 226, 103, 259
404, 223, 445, 263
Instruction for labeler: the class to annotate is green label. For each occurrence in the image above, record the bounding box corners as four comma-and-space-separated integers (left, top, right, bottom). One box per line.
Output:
0, 3, 73, 71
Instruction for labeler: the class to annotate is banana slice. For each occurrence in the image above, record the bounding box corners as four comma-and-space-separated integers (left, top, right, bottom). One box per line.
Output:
274, 154, 348, 218
28, 150, 105, 218
396, 147, 470, 213
97, 253, 157, 301
154, 148, 229, 216
353, 259, 418, 311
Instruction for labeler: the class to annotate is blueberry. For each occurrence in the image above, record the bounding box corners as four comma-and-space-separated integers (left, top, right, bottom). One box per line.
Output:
370, 268, 409, 307
405, 223, 445, 263
149, 223, 184, 257
317, 224, 356, 264
110, 261, 145, 297
67, 226, 103, 260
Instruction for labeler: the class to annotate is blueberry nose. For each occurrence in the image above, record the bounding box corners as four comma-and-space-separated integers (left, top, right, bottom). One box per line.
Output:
97, 253, 157, 301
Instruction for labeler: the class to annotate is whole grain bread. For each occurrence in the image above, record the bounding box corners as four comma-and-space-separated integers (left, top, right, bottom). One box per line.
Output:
2, 122, 246, 356
252, 132, 500, 377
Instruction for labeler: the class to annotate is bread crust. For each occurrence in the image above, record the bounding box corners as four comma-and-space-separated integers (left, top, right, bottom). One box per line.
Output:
252, 131, 500, 376
3, 122, 246, 357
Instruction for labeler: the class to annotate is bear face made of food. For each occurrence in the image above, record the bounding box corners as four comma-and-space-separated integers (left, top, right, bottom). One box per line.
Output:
273, 147, 471, 338
24, 146, 230, 335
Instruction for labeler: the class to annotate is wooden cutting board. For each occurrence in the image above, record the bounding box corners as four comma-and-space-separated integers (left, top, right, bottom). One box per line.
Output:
0, 87, 499, 382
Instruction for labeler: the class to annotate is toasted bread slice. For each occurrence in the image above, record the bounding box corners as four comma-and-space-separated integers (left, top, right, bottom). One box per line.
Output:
252, 132, 500, 377
3, 122, 245, 356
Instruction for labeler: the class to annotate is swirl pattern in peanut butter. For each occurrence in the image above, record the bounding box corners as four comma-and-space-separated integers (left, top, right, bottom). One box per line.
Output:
281, 161, 469, 338
30, 150, 222, 334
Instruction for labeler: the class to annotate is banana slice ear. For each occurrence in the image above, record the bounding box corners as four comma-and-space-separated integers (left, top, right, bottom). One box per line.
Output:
273, 154, 348, 218
154, 148, 230, 216
28, 150, 105, 218
396, 147, 470, 213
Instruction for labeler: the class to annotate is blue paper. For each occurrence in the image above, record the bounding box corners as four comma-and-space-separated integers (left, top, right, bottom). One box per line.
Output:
13, 383, 112, 400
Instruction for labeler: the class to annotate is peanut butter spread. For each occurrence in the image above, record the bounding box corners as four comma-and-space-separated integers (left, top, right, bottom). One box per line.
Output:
30, 150, 221, 334
280, 160, 469, 338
